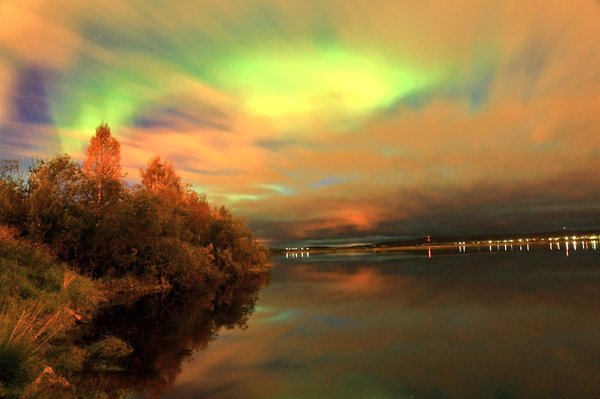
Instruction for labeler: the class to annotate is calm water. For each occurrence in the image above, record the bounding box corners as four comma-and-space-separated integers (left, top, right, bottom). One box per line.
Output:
86, 244, 600, 398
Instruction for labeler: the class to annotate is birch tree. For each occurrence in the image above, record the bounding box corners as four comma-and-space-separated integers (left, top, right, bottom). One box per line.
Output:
83, 123, 121, 211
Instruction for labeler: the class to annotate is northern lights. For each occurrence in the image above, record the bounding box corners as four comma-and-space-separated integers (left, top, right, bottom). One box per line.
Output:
1, 0, 600, 245
216, 44, 438, 130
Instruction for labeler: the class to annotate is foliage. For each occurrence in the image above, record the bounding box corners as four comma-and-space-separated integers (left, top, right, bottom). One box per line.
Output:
140, 155, 181, 194
0, 160, 27, 230
27, 155, 96, 263
0, 122, 270, 397
83, 122, 122, 211
0, 122, 270, 288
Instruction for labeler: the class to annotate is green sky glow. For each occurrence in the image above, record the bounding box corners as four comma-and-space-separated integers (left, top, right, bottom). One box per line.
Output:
2, 0, 600, 244
216, 44, 437, 129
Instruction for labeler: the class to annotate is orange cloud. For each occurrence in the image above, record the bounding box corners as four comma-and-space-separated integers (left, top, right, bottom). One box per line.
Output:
1, 0, 600, 244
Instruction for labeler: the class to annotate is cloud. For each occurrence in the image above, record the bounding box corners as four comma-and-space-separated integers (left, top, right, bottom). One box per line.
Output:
242, 168, 600, 243
1, 0, 599, 244
0, 1, 85, 69
0, 62, 10, 123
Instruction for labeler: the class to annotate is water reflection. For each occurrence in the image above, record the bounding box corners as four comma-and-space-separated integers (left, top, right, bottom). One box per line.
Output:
455, 239, 598, 258
165, 250, 600, 399
285, 251, 310, 258
283, 240, 600, 262
75, 272, 269, 398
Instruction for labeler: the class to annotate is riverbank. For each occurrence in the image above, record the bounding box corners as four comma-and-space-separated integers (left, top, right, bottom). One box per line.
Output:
0, 134, 271, 396
0, 230, 102, 398
0, 226, 271, 398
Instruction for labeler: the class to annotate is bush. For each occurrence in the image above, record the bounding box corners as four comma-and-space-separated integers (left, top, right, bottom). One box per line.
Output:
85, 336, 133, 372
143, 238, 216, 287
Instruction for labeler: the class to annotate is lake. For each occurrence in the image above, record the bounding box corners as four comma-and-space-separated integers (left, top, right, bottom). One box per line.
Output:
84, 243, 600, 398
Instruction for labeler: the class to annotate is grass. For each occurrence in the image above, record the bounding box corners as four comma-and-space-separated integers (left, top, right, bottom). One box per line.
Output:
85, 336, 133, 372
0, 301, 63, 393
0, 229, 103, 397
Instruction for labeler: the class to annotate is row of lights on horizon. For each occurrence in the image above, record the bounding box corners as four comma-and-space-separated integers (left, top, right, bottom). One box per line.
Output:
285, 235, 598, 252
454, 234, 599, 246
282, 235, 600, 260
457, 239, 598, 256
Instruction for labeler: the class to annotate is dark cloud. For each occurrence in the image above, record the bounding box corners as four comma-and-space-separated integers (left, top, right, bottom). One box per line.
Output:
1, 0, 599, 245
133, 104, 231, 132
11, 67, 53, 124
246, 169, 600, 246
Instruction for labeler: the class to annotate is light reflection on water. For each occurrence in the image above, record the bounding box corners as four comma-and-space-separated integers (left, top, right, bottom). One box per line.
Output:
160, 247, 600, 399
283, 239, 599, 260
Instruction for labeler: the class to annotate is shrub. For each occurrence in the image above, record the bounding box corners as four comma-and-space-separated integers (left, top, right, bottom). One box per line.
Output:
85, 336, 133, 371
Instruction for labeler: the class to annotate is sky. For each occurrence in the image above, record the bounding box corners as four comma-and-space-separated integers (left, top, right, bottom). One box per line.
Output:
1, 0, 600, 246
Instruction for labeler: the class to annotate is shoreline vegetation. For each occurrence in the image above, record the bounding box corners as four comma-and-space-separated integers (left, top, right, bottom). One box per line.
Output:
0, 123, 270, 397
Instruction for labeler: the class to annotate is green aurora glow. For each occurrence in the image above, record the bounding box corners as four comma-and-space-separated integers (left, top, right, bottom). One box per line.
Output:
2, 0, 600, 244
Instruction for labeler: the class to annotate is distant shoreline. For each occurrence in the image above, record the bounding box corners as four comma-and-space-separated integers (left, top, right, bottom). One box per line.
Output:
271, 231, 600, 254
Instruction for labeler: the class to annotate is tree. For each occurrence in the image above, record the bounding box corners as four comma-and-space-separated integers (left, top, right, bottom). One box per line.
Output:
140, 155, 181, 194
0, 160, 26, 229
83, 123, 121, 211
27, 154, 95, 262
86, 188, 161, 277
